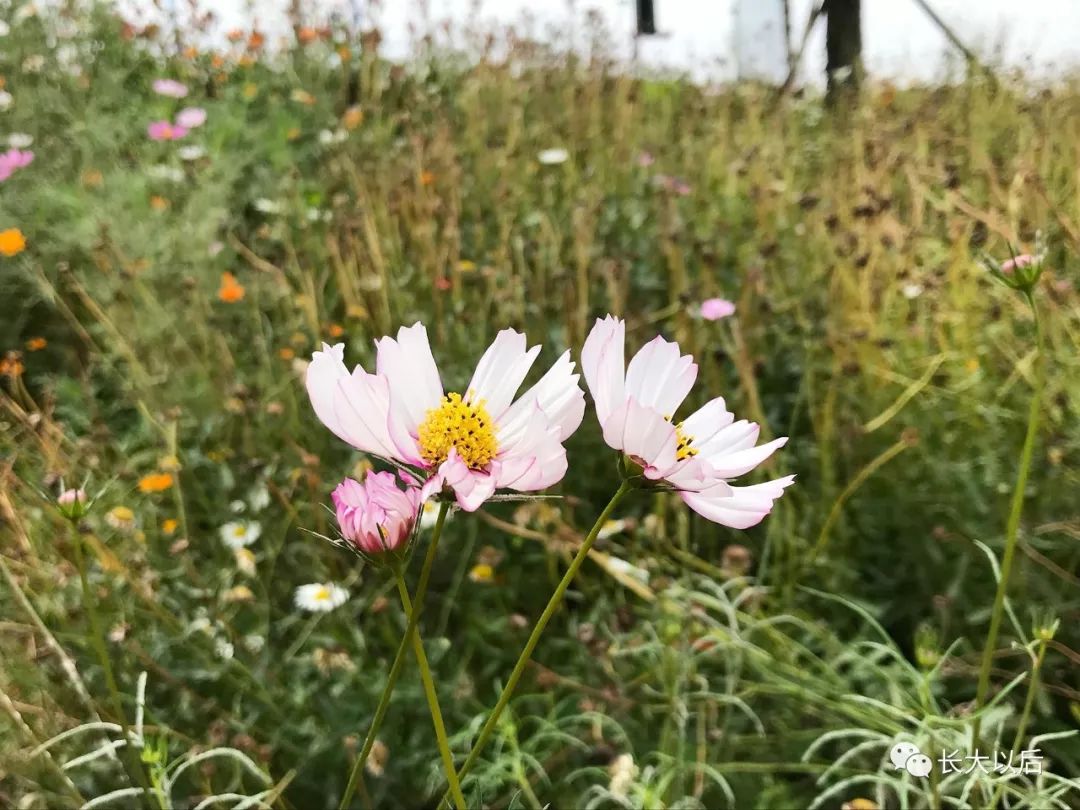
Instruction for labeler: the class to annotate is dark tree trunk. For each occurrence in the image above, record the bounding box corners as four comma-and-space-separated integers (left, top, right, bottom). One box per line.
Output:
824, 0, 861, 102
636, 0, 657, 35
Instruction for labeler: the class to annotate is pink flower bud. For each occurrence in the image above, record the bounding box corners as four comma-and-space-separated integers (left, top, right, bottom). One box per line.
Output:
57, 488, 88, 519
331, 472, 423, 556
1001, 254, 1035, 275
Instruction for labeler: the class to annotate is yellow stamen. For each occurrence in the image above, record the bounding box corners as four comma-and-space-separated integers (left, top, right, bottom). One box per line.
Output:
665, 416, 698, 461
313, 586, 331, 601
417, 392, 498, 470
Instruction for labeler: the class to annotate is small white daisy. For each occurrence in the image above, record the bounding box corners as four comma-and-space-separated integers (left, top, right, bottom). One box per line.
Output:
902, 283, 924, 299
220, 520, 261, 549
0, 91, 13, 111
7, 132, 32, 148
294, 582, 349, 613
254, 198, 282, 214
248, 485, 271, 512
178, 145, 205, 161
537, 147, 569, 165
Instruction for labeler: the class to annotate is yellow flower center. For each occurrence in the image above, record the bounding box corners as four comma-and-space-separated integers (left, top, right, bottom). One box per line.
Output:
233, 525, 248, 538
417, 392, 498, 470
666, 416, 699, 462
313, 586, 331, 602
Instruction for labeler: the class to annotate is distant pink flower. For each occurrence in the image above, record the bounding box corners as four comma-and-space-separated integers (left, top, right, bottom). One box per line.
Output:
1001, 254, 1035, 275
637, 151, 655, 167
152, 79, 188, 98
700, 298, 736, 321
654, 174, 692, 196
175, 107, 207, 129
332, 472, 423, 555
58, 488, 86, 506
147, 120, 188, 141
0, 148, 33, 181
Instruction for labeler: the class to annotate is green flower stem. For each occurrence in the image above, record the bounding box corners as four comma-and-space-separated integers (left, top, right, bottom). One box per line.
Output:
990, 634, 1050, 808
69, 523, 153, 808
338, 501, 450, 810
972, 294, 1044, 747
395, 575, 468, 810
441, 479, 634, 805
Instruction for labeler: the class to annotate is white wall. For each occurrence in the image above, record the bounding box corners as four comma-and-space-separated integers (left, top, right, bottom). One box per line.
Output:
124, 0, 1080, 84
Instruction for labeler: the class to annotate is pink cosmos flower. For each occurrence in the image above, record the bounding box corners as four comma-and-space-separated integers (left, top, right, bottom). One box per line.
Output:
152, 79, 189, 98
175, 107, 207, 129
581, 316, 794, 529
700, 298, 736, 321
0, 148, 34, 181
307, 324, 585, 511
332, 472, 422, 555
147, 121, 188, 141
1001, 254, 1035, 275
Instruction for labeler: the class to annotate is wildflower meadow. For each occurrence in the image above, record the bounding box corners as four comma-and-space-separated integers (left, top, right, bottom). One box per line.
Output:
1, 3, 1079, 809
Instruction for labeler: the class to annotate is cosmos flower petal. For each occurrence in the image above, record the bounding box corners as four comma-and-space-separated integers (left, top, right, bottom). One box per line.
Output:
375, 322, 443, 433
624, 335, 697, 416
680, 397, 734, 442
602, 398, 678, 473
681, 475, 795, 529
467, 329, 541, 420
707, 436, 788, 478
434, 451, 500, 511
499, 350, 585, 441
306, 343, 351, 440
581, 316, 626, 424
332, 368, 404, 460
695, 419, 760, 458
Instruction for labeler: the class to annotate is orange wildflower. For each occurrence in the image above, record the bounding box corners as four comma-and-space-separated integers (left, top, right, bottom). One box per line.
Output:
326, 323, 345, 338
419, 170, 435, 186
218, 272, 245, 303
248, 31, 265, 50
150, 196, 169, 211
297, 27, 318, 45
161, 518, 179, 535
227, 29, 244, 43
342, 106, 363, 130
25, 337, 47, 351
82, 168, 104, 188
0, 352, 23, 378
278, 347, 296, 360
138, 473, 174, 493
0, 228, 26, 256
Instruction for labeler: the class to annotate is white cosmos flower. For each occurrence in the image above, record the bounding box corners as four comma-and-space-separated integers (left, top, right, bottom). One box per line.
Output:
294, 582, 349, 612
581, 316, 794, 529
537, 148, 569, 165
307, 323, 585, 511
7, 132, 32, 148
220, 520, 261, 548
